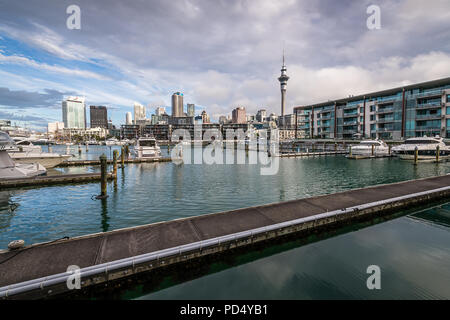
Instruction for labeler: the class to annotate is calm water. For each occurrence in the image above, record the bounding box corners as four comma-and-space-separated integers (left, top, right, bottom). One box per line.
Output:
0, 145, 449, 299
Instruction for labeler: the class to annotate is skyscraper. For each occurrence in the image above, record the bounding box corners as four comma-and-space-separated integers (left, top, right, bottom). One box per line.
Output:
62, 96, 86, 129
90, 106, 108, 128
133, 102, 146, 123
232, 107, 246, 124
278, 51, 289, 117
187, 103, 195, 117
171, 92, 184, 117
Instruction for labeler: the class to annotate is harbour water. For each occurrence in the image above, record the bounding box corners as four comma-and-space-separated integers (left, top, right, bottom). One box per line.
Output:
1, 145, 449, 299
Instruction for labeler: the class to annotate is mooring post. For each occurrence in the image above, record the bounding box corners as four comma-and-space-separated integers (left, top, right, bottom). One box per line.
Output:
97, 154, 108, 199
125, 145, 129, 159
78, 144, 82, 154
436, 145, 440, 163
388, 144, 392, 155
414, 146, 418, 165
349, 145, 352, 157
371, 144, 375, 156
121, 146, 125, 167
86, 142, 89, 152
48, 144, 52, 153
113, 150, 118, 178
334, 143, 337, 152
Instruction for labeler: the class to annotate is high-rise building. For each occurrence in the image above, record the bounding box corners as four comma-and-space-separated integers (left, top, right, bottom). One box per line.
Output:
187, 104, 195, 117
126, 112, 132, 125
134, 102, 146, 124
201, 110, 210, 123
62, 96, 86, 129
256, 109, 267, 122
172, 92, 184, 117
278, 51, 290, 117
232, 107, 246, 124
218, 116, 229, 124
89, 106, 108, 128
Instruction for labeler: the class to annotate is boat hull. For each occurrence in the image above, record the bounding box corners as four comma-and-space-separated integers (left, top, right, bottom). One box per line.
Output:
10, 154, 71, 168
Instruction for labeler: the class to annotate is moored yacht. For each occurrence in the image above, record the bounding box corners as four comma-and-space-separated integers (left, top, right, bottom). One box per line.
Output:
134, 136, 161, 158
391, 136, 450, 161
350, 139, 390, 156
0, 131, 46, 179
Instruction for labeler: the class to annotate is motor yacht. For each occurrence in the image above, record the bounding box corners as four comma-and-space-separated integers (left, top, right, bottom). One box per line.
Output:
0, 131, 46, 179
134, 136, 161, 158
391, 136, 450, 161
350, 139, 390, 156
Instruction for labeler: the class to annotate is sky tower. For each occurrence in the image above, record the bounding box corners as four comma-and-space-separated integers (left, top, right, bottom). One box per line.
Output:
278, 51, 289, 117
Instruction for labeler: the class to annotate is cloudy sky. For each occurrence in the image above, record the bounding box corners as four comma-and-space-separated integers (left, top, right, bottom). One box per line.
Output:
0, 0, 449, 130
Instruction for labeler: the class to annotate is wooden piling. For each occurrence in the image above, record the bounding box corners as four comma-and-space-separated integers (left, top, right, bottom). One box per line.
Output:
436, 145, 440, 163
349, 145, 352, 157
371, 144, 374, 156
98, 154, 108, 199
414, 146, 418, 165
120, 146, 125, 167
113, 150, 118, 178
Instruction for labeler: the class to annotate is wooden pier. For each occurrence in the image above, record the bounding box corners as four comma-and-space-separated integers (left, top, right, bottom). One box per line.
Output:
0, 173, 116, 189
57, 157, 172, 167
278, 151, 347, 157
1, 174, 450, 299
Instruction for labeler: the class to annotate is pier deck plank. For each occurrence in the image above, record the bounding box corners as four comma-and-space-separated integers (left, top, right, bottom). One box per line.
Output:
0, 174, 449, 288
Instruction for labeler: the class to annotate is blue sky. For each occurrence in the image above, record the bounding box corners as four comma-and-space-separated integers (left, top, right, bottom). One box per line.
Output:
0, 0, 449, 131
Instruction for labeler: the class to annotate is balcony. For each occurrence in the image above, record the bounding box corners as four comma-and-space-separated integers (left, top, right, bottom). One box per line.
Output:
377, 99, 396, 105
376, 118, 395, 124
343, 112, 359, 118
416, 103, 442, 109
415, 113, 442, 120
377, 108, 394, 114
415, 91, 443, 99
343, 120, 358, 125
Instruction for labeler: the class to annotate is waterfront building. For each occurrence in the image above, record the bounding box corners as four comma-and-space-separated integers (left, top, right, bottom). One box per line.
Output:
294, 77, 450, 140
89, 106, 108, 128
63, 127, 108, 139
133, 102, 146, 124
232, 107, 246, 124
201, 110, 211, 124
256, 109, 267, 122
278, 52, 289, 117
172, 92, 184, 117
62, 96, 86, 129
47, 122, 64, 134
126, 112, 132, 125
187, 104, 195, 117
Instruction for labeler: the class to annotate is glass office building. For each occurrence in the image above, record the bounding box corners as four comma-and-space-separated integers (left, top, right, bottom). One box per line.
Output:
62, 97, 86, 129
294, 77, 450, 140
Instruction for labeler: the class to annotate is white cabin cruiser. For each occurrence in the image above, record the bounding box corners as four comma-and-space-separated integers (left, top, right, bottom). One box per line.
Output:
0, 131, 46, 179
391, 136, 450, 161
9, 151, 71, 168
351, 139, 390, 156
134, 136, 161, 158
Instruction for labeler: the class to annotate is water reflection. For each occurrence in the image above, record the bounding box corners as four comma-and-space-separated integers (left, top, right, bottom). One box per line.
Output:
0, 191, 19, 232
100, 197, 109, 232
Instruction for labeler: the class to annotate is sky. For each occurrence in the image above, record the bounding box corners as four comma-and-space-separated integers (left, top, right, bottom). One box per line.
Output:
0, 0, 449, 131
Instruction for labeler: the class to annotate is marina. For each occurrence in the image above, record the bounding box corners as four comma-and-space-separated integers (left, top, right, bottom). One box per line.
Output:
0, 145, 450, 299
0, 174, 449, 298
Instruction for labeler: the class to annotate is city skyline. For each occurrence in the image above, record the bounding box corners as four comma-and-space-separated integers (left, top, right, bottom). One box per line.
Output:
1, 0, 450, 130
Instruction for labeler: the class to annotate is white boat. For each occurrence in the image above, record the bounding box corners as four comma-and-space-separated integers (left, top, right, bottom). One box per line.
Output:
391, 136, 450, 161
134, 136, 161, 158
0, 131, 46, 179
350, 139, 390, 156
9, 151, 72, 168
10, 138, 42, 153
